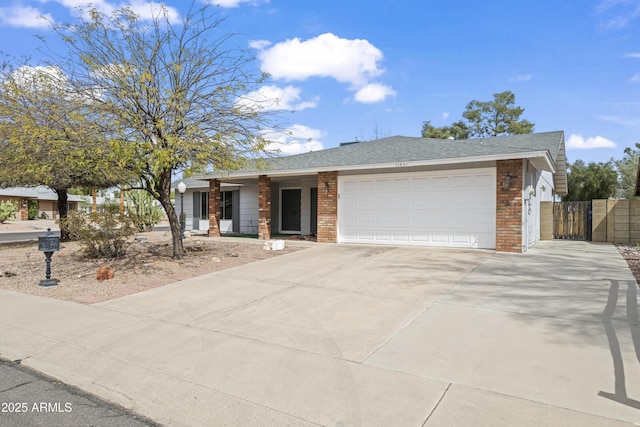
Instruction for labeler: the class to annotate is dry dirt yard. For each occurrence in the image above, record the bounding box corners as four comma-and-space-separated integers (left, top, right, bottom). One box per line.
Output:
0, 231, 304, 304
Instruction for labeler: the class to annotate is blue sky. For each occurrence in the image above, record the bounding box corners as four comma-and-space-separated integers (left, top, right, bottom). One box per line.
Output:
0, 0, 639, 165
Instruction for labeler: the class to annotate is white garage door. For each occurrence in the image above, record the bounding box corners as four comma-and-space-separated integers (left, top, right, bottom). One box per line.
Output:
338, 168, 496, 249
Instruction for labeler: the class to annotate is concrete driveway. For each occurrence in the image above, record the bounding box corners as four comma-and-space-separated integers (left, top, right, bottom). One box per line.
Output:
0, 240, 638, 426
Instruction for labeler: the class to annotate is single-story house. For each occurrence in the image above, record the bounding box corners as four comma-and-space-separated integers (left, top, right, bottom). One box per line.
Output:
178, 131, 567, 253
0, 186, 84, 220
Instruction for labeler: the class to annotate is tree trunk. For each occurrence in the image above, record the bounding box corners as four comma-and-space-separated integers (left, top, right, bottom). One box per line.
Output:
155, 170, 184, 259
54, 188, 70, 241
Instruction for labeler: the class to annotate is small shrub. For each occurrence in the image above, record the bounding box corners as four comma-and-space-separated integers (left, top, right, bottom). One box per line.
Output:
28, 200, 39, 220
61, 211, 135, 258
0, 201, 17, 223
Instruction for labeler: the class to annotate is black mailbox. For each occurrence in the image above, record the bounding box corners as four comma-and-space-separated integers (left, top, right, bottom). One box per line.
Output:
37, 228, 60, 287
38, 228, 60, 253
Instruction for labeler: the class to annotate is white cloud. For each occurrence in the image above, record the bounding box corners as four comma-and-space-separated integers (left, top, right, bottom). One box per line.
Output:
210, 0, 269, 7
597, 115, 640, 127
441, 112, 450, 120
9, 65, 69, 90
597, 0, 640, 29
630, 73, 640, 82
35, 0, 181, 25
509, 74, 532, 82
255, 32, 395, 103
623, 52, 640, 58
127, 1, 180, 23
265, 124, 324, 155
257, 33, 384, 86
354, 83, 396, 103
249, 39, 271, 50
237, 85, 318, 111
0, 6, 52, 28
567, 134, 617, 149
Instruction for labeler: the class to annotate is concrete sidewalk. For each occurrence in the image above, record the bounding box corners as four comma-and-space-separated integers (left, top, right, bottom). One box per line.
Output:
0, 241, 638, 426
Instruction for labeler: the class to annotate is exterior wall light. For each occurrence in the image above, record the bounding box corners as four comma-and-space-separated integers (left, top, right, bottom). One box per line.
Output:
502, 174, 513, 190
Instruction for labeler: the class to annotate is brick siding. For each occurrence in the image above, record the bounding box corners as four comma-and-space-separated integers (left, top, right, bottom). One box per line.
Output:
20, 198, 28, 221
317, 171, 338, 243
496, 159, 523, 252
258, 175, 271, 240
208, 179, 221, 237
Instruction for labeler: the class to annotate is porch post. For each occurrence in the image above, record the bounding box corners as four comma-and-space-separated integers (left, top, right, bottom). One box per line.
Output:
20, 198, 28, 221
208, 179, 221, 237
317, 171, 338, 243
258, 175, 271, 240
496, 159, 524, 252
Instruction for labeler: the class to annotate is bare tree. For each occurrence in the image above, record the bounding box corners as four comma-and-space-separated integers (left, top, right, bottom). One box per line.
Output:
47, 3, 278, 258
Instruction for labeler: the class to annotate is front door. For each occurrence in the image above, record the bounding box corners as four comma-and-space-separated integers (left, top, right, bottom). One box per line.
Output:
192, 192, 200, 231
310, 187, 318, 235
281, 189, 301, 232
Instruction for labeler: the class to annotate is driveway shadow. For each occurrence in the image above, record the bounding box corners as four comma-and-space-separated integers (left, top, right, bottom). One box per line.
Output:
599, 279, 640, 410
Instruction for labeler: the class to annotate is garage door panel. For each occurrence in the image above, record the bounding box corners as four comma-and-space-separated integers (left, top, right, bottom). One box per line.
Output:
358, 180, 375, 191
452, 232, 473, 245
358, 212, 376, 226
376, 179, 391, 191
432, 176, 449, 188
412, 178, 431, 190
392, 212, 410, 225
339, 168, 496, 249
393, 231, 410, 242
358, 195, 376, 209
343, 181, 358, 192
451, 175, 474, 188
393, 179, 410, 191
393, 194, 410, 208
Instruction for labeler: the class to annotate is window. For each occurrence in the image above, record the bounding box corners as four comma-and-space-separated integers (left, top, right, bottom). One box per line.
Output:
220, 191, 233, 220
200, 192, 209, 220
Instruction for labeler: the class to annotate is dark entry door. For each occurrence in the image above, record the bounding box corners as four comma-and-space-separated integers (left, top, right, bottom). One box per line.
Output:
310, 187, 318, 235
192, 192, 200, 230
281, 189, 301, 232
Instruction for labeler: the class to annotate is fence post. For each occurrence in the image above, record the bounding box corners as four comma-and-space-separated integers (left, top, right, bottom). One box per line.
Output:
631, 200, 640, 244
540, 201, 552, 240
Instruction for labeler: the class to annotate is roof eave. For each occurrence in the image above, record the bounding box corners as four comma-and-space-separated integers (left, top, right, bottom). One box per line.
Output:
196, 151, 558, 181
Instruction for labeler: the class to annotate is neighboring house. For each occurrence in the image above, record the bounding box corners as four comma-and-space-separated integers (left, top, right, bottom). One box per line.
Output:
180, 131, 567, 253
0, 186, 84, 220
77, 195, 108, 213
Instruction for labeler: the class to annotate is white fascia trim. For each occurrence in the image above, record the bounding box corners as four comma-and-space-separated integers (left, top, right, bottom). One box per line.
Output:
196, 151, 556, 180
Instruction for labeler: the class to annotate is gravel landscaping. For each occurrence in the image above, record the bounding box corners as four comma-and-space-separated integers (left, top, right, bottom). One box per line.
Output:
0, 230, 304, 304
616, 244, 640, 285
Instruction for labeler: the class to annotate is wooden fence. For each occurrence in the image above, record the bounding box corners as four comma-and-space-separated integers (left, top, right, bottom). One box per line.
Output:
553, 201, 592, 241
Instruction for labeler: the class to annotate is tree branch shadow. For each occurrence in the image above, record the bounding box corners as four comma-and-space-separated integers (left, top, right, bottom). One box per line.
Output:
598, 279, 640, 410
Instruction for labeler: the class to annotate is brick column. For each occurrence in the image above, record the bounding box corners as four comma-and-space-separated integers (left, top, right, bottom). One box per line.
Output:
208, 179, 221, 237
317, 171, 338, 243
258, 175, 271, 240
20, 199, 28, 221
496, 160, 523, 252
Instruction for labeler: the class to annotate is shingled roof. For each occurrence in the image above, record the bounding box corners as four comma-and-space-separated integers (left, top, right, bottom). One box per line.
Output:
198, 131, 568, 194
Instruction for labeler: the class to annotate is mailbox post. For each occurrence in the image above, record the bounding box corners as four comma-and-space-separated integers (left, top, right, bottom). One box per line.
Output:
38, 228, 60, 287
